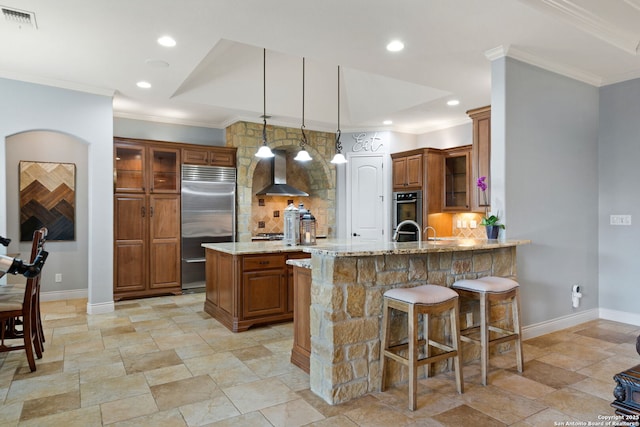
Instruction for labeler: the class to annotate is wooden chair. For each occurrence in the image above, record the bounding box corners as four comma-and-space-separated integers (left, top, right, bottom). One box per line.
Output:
0, 228, 47, 371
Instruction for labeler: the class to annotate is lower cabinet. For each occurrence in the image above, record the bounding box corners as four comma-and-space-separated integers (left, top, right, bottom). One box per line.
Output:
114, 194, 181, 300
205, 250, 305, 332
291, 265, 311, 373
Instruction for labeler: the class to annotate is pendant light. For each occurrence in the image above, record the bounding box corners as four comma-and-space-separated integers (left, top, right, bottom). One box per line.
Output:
255, 48, 275, 158
331, 65, 347, 164
294, 57, 312, 162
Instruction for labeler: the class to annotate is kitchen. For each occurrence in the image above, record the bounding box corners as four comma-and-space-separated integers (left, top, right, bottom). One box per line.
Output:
0, 1, 639, 424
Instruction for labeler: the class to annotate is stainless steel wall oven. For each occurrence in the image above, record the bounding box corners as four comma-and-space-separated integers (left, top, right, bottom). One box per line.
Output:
392, 191, 422, 242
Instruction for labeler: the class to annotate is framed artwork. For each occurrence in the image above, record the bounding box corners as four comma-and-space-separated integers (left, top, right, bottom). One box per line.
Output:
19, 161, 76, 241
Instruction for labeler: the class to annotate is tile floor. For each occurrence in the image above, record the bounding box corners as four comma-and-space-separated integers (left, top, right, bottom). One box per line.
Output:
0, 293, 637, 426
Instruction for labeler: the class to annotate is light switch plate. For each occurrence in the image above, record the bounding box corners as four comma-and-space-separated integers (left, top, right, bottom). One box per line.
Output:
470, 220, 477, 229
610, 215, 632, 225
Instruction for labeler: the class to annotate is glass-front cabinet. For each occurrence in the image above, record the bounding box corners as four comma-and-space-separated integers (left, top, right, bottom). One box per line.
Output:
114, 142, 179, 193
443, 147, 470, 211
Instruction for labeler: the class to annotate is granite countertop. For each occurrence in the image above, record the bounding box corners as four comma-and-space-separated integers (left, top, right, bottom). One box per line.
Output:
286, 258, 312, 269
203, 238, 530, 256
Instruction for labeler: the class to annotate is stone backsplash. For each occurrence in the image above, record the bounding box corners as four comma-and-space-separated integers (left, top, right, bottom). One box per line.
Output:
226, 121, 336, 242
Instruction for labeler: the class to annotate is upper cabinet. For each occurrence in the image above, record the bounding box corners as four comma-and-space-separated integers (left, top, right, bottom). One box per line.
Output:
442, 146, 471, 211
114, 140, 180, 194
467, 105, 491, 212
391, 152, 423, 190
182, 147, 236, 167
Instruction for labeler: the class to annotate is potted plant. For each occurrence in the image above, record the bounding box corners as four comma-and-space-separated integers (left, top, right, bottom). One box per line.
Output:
476, 176, 504, 239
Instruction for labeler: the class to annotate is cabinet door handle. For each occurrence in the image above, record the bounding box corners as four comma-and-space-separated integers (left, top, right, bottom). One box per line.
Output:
150, 206, 154, 217
352, 233, 361, 237
141, 206, 146, 217
259, 261, 270, 265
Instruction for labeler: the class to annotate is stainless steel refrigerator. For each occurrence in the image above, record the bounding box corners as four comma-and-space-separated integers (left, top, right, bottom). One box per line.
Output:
181, 164, 236, 292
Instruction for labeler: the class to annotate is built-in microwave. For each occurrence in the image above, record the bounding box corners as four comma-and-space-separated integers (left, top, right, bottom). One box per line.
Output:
392, 191, 422, 242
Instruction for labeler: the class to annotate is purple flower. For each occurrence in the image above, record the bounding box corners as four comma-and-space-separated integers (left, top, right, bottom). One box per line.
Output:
476, 176, 487, 192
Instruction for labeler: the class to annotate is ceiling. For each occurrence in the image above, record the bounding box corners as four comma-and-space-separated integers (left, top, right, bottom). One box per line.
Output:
2, 0, 640, 135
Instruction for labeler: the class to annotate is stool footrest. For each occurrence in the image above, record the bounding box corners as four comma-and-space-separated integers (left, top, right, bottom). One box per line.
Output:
383, 348, 458, 368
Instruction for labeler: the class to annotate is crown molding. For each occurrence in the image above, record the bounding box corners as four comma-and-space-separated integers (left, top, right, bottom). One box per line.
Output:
519, 0, 640, 55
485, 44, 603, 87
0, 69, 115, 97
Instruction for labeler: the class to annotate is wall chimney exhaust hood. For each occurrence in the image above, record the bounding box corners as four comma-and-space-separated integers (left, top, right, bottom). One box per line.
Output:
256, 150, 309, 197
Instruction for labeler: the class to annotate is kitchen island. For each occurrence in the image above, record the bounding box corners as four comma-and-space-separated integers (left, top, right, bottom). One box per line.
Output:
203, 238, 530, 404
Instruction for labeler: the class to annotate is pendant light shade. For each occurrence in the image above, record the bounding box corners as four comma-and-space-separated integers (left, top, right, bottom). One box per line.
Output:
331, 65, 347, 164
295, 57, 312, 162
256, 48, 274, 158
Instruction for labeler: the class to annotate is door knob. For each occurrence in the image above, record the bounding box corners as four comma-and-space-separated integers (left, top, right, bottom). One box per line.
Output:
353, 233, 361, 237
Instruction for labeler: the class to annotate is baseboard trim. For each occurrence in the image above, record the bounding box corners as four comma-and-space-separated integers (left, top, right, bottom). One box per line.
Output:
522, 308, 599, 340
86, 301, 115, 315
40, 289, 88, 302
599, 308, 640, 327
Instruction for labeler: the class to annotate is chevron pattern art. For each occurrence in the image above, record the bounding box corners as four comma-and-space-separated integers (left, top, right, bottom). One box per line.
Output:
19, 161, 76, 241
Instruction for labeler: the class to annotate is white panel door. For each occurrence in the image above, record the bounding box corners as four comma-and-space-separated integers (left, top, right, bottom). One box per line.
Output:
348, 154, 385, 241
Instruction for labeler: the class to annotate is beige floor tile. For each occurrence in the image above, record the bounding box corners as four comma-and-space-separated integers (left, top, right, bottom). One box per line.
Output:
122, 349, 182, 374
0, 401, 22, 425
570, 376, 618, 401
461, 384, 547, 424
18, 405, 102, 427
79, 361, 126, 384
151, 374, 219, 411
433, 404, 506, 427
20, 390, 80, 421
506, 408, 579, 427
80, 372, 149, 407
63, 338, 105, 356
143, 364, 193, 387
516, 359, 587, 388
276, 369, 311, 392
175, 343, 216, 360
305, 415, 360, 427
577, 355, 640, 383
110, 408, 187, 427
206, 411, 273, 427
489, 370, 556, 399
244, 353, 300, 378
230, 345, 273, 361
178, 391, 241, 426
153, 332, 207, 351
261, 398, 325, 427
183, 351, 260, 387
64, 348, 123, 372
100, 392, 158, 425
118, 341, 161, 358
537, 387, 614, 421
223, 377, 299, 413
6, 372, 79, 404
341, 399, 417, 427
102, 331, 155, 349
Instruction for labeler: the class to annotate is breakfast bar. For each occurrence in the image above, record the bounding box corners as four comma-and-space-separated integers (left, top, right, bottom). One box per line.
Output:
203, 238, 530, 405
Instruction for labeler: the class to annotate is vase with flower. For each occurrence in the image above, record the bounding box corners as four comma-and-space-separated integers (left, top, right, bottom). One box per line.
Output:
476, 176, 504, 239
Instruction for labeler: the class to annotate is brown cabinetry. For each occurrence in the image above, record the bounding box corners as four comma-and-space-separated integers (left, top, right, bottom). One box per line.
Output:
204, 249, 306, 332
291, 265, 311, 373
182, 147, 236, 167
113, 138, 181, 300
392, 153, 423, 190
468, 105, 491, 212
443, 146, 471, 211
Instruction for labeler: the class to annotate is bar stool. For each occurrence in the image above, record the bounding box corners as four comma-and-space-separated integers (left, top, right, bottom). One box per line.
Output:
452, 276, 523, 386
380, 284, 463, 411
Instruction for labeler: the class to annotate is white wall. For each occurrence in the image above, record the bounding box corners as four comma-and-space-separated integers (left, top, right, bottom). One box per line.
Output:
416, 122, 472, 150
492, 57, 600, 326
598, 79, 640, 324
114, 118, 225, 146
0, 78, 113, 312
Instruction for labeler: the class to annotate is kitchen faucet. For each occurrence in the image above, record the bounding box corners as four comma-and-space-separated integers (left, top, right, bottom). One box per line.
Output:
423, 226, 436, 240
392, 220, 421, 243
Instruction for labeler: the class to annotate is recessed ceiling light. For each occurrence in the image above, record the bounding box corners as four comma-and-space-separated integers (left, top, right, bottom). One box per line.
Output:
447, 99, 460, 106
383, 120, 393, 125
136, 81, 151, 89
386, 40, 404, 52
157, 36, 176, 47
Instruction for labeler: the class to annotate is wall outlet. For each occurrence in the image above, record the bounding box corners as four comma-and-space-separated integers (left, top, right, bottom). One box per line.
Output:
456, 220, 462, 228
610, 214, 632, 225
55, 273, 62, 283
470, 220, 477, 229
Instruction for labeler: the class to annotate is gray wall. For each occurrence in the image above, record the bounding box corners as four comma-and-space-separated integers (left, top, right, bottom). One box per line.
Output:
0, 78, 113, 310
114, 118, 225, 146
493, 57, 600, 325
598, 79, 640, 320
5, 132, 89, 295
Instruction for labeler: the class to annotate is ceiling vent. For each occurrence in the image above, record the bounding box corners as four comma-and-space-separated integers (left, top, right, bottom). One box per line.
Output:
1, 6, 37, 29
